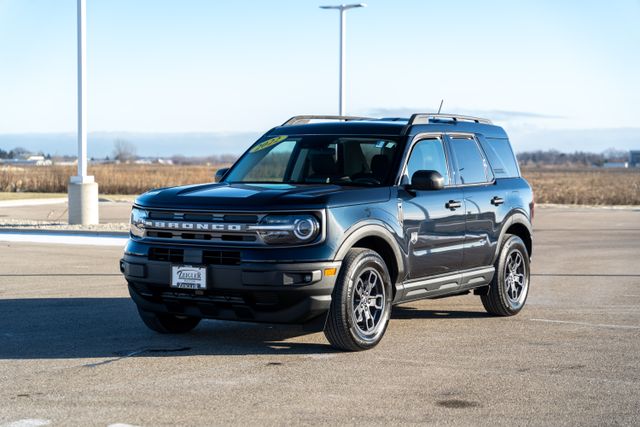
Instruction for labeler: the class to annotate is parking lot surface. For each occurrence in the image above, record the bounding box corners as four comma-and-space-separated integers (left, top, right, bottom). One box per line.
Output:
1, 206, 639, 426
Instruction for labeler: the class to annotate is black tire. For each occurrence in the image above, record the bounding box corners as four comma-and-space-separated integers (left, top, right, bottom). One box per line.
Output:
137, 307, 201, 334
481, 234, 530, 316
324, 248, 393, 351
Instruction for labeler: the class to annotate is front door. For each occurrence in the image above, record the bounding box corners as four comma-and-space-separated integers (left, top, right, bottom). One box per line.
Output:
399, 135, 465, 281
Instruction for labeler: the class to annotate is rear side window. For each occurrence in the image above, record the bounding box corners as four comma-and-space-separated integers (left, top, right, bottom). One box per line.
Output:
449, 137, 491, 184
479, 137, 520, 178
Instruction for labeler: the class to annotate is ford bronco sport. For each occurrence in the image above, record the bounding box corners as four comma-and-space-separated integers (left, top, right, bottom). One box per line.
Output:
121, 113, 534, 351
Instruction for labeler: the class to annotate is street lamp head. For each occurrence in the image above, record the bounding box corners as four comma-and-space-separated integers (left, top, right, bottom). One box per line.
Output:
345, 3, 367, 9
319, 3, 367, 10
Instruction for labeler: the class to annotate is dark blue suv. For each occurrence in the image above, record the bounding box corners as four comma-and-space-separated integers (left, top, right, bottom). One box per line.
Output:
121, 113, 534, 351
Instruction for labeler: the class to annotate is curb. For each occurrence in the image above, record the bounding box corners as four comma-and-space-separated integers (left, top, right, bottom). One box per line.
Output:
0, 228, 128, 238
0, 198, 68, 208
0, 198, 134, 208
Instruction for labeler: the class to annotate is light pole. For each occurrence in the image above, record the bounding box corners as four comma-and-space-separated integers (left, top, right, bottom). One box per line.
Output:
319, 3, 366, 116
68, 0, 99, 225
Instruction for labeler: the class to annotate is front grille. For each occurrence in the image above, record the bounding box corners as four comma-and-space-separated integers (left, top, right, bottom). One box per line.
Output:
148, 247, 184, 263
203, 250, 241, 265
145, 230, 257, 242
160, 291, 245, 305
142, 209, 264, 244
148, 247, 241, 266
148, 211, 259, 223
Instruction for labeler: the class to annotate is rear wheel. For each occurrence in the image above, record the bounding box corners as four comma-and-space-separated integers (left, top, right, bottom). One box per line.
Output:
324, 248, 393, 351
137, 308, 201, 334
481, 234, 530, 316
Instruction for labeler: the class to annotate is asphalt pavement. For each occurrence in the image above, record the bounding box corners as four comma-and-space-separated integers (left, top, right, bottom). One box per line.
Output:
0, 206, 639, 426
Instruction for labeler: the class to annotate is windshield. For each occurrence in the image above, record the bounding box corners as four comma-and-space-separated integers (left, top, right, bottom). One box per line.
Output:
224, 135, 400, 186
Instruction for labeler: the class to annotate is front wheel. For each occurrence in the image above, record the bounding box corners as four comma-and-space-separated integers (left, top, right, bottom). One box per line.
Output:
324, 248, 393, 351
137, 308, 201, 334
481, 234, 530, 316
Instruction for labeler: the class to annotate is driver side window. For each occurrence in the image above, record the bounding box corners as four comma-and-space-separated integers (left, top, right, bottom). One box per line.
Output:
406, 138, 450, 185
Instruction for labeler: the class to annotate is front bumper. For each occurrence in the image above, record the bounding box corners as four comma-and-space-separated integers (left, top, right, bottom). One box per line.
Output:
121, 253, 340, 324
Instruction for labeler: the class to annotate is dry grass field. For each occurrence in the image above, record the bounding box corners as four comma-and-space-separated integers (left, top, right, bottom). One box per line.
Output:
521, 167, 640, 205
1, 164, 639, 205
0, 164, 218, 195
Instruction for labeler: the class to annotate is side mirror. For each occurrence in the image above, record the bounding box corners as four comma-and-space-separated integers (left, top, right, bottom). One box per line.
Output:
409, 170, 444, 191
214, 167, 229, 183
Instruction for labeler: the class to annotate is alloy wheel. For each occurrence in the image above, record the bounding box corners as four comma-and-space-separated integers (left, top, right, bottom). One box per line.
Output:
352, 267, 386, 337
504, 249, 528, 310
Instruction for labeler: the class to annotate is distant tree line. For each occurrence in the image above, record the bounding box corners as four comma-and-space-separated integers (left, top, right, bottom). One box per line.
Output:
169, 154, 238, 165
0, 147, 49, 160
110, 140, 237, 165
7, 141, 627, 168
517, 149, 629, 167
1, 142, 238, 165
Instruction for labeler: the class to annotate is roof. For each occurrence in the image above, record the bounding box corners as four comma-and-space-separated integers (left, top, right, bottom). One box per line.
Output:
270, 120, 407, 136
270, 116, 508, 139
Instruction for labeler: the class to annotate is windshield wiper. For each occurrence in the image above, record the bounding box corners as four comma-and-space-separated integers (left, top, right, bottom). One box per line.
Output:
330, 179, 375, 187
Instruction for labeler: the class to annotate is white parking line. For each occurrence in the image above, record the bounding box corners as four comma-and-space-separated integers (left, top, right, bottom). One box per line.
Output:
0, 420, 51, 427
530, 318, 640, 330
0, 232, 127, 247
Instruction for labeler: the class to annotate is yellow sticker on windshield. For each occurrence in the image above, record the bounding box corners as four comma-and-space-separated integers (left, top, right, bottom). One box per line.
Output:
250, 135, 288, 153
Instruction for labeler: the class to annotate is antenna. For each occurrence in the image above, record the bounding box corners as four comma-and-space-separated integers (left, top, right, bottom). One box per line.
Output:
437, 99, 444, 114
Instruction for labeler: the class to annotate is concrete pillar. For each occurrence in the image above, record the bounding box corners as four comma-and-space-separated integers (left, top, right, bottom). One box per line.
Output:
68, 177, 99, 225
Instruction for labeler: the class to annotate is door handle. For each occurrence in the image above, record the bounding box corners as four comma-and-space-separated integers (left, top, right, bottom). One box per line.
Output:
491, 196, 504, 206
445, 200, 462, 210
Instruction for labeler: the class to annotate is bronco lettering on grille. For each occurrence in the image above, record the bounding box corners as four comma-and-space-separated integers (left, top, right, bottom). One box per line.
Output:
144, 220, 247, 232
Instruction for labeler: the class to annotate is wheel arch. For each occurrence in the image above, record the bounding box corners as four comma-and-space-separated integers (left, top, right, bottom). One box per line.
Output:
334, 224, 405, 295
494, 212, 533, 263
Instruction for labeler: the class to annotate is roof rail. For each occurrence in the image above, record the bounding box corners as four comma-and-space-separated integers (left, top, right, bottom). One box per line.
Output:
407, 113, 493, 126
281, 115, 375, 126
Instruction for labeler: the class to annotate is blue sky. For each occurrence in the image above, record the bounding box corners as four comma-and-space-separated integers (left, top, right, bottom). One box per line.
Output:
0, 0, 639, 154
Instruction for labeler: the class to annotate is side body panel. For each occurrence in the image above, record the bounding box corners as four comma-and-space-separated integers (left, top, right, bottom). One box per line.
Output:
459, 180, 512, 269
399, 187, 465, 279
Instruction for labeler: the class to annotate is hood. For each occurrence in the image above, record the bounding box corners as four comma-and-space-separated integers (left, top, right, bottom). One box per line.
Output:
135, 182, 391, 211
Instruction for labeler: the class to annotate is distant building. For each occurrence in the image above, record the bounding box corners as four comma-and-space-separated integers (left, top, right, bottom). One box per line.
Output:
603, 162, 628, 169
53, 160, 77, 166
89, 158, 114, 165
27, 155, 52, 166
629, 151, 640, 168
134, 158, 174, 165
0, 156, 52, 166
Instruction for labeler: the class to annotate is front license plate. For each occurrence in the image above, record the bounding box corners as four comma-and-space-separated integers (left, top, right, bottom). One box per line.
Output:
171, 265, 207, 290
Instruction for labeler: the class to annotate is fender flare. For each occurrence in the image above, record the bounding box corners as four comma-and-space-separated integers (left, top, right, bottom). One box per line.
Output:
334, 222, 406, 282
493, 211, 533, 264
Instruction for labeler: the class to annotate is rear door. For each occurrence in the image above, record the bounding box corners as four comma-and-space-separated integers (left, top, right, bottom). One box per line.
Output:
446, 134, 502, 270
399, 134, 465, 280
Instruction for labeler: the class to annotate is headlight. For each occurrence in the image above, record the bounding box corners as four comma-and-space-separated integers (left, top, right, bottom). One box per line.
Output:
130, 207, 148, 238
251, 214, 320, 245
